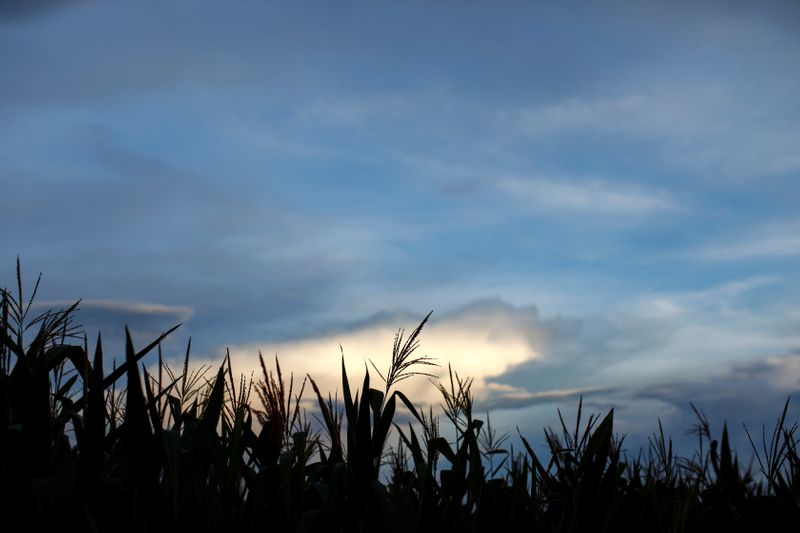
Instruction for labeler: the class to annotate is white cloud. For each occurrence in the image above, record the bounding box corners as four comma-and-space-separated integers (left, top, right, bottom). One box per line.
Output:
511, 88, 800, 179
685, 222, 800, 262
472, 277, 800, 408
627, 276, 779, 319
513, 90, 724, 140
35, 298, 193, 319
482, 384, 620, 411
175, 278, 800, 454
697, 235, 800, 262
196, 300, 545, 409
192, 276, 800, 418
587, 277, 794, 380
300, 93, 418, 126
494, 175, 676, 215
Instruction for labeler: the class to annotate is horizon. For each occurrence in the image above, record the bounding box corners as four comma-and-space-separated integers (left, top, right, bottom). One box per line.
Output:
3, 0, 800, 456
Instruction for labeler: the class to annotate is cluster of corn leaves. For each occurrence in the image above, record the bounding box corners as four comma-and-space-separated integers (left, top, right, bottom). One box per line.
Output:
2, 265, 800, 532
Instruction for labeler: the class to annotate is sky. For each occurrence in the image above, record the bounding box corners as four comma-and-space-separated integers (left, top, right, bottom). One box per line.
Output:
2, 0, 800, 456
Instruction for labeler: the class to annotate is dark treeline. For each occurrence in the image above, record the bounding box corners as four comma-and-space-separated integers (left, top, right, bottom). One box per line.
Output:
1, 266, 799, 532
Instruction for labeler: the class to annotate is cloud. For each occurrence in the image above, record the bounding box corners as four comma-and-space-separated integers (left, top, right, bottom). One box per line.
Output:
691, 224, 800, 261
195, 299, 546, 408
635, 353, 800, 406
477, 278, 800, 417
627, 352, 800, 454
512, 91, 729, 141
28, 298, 192, 367
193, 275, 800, 433
404, 156, 677, 217
494, 176, 677, 215
501, 284, 800, 456
300, 93, 418, 126
35, 298, 192, 326
481, 384, 621, 411
510, 84, 800, 179
81, 299, 192, 317
75, 280, 796, 460
483, 341, 800, 457
476, 348, 800, 460
626, 276, 780, 318
3, 0, 799, 459
515, 94, 652, 135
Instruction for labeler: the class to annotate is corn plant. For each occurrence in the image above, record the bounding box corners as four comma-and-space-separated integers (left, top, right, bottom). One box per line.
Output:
2, 261, 800, 532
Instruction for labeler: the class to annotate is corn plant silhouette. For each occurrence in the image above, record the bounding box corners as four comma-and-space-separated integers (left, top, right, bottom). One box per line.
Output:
1, 260, 799, 532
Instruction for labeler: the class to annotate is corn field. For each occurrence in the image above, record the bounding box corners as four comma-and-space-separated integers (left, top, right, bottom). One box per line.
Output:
1, 264, 799, 532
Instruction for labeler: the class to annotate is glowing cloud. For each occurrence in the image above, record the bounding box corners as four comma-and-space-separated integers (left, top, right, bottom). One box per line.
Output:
197, 300, 544, 408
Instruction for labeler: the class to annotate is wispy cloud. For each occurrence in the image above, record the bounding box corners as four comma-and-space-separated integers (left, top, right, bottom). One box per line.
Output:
693, 231, 800, 262
35, 298, 192, 319
494, 176, 677, 215
29, 298, 193, 366
510, 87, 800, 179
675, 220, 800, 264
300, 93, 419, 126
481, 384, 620, 411
626, 276, 780, 319
403, 155, 677, 217
513, 91, 723, 140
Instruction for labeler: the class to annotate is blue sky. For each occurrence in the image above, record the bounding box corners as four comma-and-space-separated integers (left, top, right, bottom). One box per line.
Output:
3, 1, 800, 453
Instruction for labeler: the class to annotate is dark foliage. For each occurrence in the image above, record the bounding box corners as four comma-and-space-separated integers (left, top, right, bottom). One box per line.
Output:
1, 262, 799, 532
